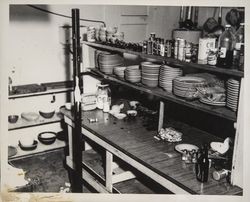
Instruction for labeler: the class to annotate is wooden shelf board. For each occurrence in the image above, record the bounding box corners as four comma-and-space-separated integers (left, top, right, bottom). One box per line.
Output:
8, 87, 73, 99
91, 69, 237, 121
8, 139, 66, 160
83, 41, 244, 78
8, 112, 63, 131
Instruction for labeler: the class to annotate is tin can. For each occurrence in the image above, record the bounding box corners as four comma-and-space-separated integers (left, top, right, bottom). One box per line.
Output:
198, 38, 216, 64
212, 169, 228, 181
178, 38, 186, 61
174, 38, 180, 59
207, 48, 218, 66
185, 42, 192, 62
142, 40, 147, 54
147, 40, 153, 55
165, 40, 172, 58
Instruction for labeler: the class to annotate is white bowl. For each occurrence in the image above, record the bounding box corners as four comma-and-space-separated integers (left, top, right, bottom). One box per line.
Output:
19, 137, 35, 147
65, 103, 72, 110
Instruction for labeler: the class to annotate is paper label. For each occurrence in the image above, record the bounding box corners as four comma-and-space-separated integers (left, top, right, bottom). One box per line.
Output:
220, 47, 227, 58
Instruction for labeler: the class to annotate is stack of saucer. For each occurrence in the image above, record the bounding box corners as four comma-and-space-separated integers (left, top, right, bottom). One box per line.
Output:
141, 62, 161, 87
173, 76, 206, 99
226, 79, 240, 111
159, 64, 183, 91
125, 65, 141, 83
114, 66, 126, 79
98, 52, 123, 74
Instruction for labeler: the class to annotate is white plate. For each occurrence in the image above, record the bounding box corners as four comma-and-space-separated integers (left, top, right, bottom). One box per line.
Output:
200, 98, 226, 106
175, 144, 199, 154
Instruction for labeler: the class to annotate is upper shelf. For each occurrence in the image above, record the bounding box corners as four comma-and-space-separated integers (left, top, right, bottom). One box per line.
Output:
91, 69, 237, 122
83, 41, 244, 78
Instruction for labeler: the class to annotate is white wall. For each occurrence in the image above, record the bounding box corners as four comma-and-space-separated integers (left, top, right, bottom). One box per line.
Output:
9, 5, 240, 86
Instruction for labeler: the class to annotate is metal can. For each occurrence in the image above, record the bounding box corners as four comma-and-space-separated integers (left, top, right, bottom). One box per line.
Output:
142, 40, 147, 54
165, 40, 172, 58
147, 40, 153, 55
207, 48, 218, 66
185, 42, 192, 62
212, 169, 228, 181
178, 38, 186, 61
174, 38, 180, 59
198, 38, 216, 64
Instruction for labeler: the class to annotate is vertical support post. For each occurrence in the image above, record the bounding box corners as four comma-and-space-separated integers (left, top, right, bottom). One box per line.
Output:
105, 150, 113, 192
158, 101, 165, 131
71, 8, 83, 193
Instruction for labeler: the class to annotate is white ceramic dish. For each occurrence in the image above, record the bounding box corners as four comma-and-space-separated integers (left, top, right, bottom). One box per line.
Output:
175, 144, 199, 154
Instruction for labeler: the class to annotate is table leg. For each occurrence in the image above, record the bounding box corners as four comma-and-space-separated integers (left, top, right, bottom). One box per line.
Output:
158, 101, 165, 131
105, 150, 113, 192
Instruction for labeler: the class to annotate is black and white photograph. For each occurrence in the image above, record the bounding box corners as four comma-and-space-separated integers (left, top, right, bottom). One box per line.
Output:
0, 0, 249, 201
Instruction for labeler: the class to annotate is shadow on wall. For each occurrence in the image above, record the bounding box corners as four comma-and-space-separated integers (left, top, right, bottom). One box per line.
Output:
9, 5, 50, 21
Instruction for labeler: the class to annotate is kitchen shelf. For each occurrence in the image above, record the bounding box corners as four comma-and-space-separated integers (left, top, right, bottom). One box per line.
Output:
8, 139, 66, 160
8, 87, 73, 99
83, 41, 244, 78
91, 69, 237, 121
8, 112, 63, 131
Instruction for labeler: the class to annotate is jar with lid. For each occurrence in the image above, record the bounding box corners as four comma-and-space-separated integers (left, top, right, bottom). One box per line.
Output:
96, 84, 111, 111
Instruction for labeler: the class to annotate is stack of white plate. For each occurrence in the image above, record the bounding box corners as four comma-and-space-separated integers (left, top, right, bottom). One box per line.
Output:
114, 66, 126, 79
226, 79, 240, 111
159, 64, 183, 91
173, 76, 206, 99
125, 65, 141, 83
141, 62, 161, 87
98, 52, 123, 74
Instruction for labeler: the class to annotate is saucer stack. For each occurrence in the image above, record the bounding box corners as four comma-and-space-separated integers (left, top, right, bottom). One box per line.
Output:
114, 66, 126, 79
141, 62, 161, 87
226, 79, 240, 112
125, 65, 141, 83
159, 64, 183, 91
98, 52, 123, 74
173, 76, 206, 99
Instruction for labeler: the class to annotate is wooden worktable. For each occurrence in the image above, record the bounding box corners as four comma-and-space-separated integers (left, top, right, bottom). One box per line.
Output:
60, 107, 242, 195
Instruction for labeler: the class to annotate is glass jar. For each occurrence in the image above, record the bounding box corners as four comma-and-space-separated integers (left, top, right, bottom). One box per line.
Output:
96, 84, 111, 110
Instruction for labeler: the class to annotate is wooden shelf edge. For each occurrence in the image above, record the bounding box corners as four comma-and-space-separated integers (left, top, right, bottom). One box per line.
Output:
83, 41, 244, 78
8, 140, 66, 161
8, 87, 73, 99
91, 69, 237, 121
8, 113, 63, 131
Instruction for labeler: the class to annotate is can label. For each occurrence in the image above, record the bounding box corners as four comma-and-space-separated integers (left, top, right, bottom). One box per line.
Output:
198, 38, 216, 64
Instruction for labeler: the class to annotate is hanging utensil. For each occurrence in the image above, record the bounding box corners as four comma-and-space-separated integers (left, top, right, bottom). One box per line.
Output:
179, 6, 184, 28
212, 7, 225, 37
183, 6, 194, 30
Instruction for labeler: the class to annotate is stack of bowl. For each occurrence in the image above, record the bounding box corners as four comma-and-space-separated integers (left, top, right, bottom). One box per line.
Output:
114, 66, 126, 79
98, 52, 124, 74
125, 65, 141, 83
141, 62, 161, 87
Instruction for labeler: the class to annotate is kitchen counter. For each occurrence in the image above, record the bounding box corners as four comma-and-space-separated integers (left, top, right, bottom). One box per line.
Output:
60, 107, 242, 195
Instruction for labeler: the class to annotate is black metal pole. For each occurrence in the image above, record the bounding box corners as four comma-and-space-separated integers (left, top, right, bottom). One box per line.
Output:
71, 8, 83, 193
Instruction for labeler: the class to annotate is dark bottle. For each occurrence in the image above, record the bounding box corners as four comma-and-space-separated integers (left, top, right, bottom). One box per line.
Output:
217, 24, 235, 68
195, 144, 209, 182
183, 6, 194, 30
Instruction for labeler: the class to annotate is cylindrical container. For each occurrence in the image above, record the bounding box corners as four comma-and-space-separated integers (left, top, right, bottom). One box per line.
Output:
212, 169, 229, 181
160, 38, 165, 56
142, 40, 147, 54
178, 38, 186, 61
207, 49, 218, 66
165, 40, 172, 58
147, 40, 153, 55
96, 84, 111, 110
185, 42, 192, 62
174, 38, 180, 59
87, 26, 96, 42
198, 38, 216, 64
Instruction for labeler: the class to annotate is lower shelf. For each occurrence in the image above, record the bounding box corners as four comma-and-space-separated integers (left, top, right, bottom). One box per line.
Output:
8, 139, 66, 160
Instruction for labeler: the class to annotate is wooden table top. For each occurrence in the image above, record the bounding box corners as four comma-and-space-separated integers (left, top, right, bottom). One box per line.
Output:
61, 107, 242, 195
